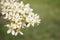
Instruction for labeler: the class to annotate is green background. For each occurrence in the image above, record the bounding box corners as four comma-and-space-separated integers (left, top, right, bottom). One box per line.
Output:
0, 0, 60, 40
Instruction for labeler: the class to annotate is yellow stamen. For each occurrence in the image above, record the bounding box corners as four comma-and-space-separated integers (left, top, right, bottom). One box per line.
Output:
9, 27, 13, 30
16, 29, 20, 32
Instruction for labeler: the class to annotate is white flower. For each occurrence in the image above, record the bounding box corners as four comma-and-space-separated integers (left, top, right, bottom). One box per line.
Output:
15, 29, 23, 36
1, 0, 41, 36
6, 23, 17, 29
7, 25, 15, 35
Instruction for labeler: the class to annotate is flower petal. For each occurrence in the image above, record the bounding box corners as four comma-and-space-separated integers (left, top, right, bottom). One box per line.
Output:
15, 32, 18, 36
20, 32, 23, 35
26, 24, 30, 27
7, 30, 11, 34
11, 30, 15, 35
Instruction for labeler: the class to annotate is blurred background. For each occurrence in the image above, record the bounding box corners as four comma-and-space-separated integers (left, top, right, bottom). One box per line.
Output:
0, 0, 60, 40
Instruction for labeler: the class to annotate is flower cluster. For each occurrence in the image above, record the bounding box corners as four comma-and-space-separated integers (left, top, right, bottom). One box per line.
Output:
1, 0, 41, 36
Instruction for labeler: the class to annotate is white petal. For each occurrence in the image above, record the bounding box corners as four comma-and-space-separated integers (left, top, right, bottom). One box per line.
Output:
26, 24, 30, 27
2, 12, 5, 15
13, 24, 17, 29
20, 32, 23, 35
13, 26, 16, 29
20, 1, 23, 5
19, 1, 24, 6
6, 24, 10, 27
17, 26, 20, 28
4, 16, 8, 19
8, 17, 11, 20
7, 30, 11, 34
25, 3, 30, 7
9, 12, 12, 15
11, 30, 15, 35
32, 23, 34, 27
15, 32, 18, 36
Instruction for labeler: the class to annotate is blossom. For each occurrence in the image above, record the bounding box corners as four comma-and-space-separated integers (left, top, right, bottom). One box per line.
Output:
1, 0, 41, 36
6, 24, 15, 35
15, 29, 23, 36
